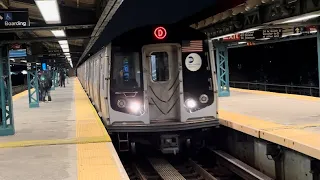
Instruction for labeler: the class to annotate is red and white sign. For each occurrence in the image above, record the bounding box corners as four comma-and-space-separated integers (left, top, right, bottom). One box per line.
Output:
154, 26, 167, 40
222, 34, 240, 41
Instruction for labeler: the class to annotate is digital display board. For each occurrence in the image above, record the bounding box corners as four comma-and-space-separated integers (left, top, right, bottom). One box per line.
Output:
42, 63, 47, 70
9, 49, 27, 58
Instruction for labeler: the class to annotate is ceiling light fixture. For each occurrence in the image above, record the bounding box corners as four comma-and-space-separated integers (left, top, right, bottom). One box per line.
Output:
35, 0, 61, 24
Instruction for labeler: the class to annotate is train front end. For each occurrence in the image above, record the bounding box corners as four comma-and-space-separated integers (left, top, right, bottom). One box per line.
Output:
107, 25, 219, 153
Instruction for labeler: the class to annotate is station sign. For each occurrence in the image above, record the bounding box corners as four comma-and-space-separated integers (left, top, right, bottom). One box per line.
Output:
240, 28, 282, 40
0, 9, 29, 28
222, 28, 282, 42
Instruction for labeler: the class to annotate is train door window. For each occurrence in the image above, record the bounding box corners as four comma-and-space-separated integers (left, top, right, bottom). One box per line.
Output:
150, 52, 169, 82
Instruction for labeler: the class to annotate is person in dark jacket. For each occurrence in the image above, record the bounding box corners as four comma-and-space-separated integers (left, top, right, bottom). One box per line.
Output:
39, 70, 52, 101
59, 70, 66, 87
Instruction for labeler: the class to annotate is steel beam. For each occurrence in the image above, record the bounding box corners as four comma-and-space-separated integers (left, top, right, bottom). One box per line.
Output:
77, 0, 123, 67
227, 34, 317, 49
0, 36, 90, 44
27, 65, 40, 108
0, 24, 95, 33
215, 44, 230, 97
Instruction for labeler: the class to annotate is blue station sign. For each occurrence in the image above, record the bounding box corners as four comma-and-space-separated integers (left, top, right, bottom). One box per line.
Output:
0, 9, 29, 28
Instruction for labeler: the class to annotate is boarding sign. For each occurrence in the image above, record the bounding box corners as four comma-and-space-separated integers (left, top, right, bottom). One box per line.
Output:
0, 9, 29, 28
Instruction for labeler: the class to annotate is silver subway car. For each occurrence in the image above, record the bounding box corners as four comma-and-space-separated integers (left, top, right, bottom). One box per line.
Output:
77, 25, 219, 154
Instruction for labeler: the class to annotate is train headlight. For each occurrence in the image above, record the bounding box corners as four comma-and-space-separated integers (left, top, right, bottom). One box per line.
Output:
117, 99, 127, 108
128, 101, 141, 113
185, 99, 197, 109
199, 94, 209, 103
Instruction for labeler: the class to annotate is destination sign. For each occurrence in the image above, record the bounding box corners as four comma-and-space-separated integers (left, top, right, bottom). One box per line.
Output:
0, 9, 29, 28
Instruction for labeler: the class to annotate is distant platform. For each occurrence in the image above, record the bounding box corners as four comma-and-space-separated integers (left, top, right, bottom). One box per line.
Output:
0, 78, 129, 180
219, 87, 320, 160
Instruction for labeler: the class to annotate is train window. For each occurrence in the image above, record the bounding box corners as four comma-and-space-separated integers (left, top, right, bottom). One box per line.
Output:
150, 52, 169, 82
112, 52, 141, 90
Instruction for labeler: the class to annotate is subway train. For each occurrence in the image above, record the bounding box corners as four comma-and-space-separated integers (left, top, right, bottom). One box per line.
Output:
77, 25, 219, 154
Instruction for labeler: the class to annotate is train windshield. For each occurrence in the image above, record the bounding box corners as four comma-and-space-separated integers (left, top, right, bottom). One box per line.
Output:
111, 52, 142, 90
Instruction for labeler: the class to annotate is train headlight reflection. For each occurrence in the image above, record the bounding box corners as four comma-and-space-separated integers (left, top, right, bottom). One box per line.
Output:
185, 99, 197, 109
128, 101, 141, 113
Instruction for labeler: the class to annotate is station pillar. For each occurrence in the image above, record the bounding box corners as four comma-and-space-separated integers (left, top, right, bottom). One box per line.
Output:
215, 44, 230, 97
0, 45, 15, 136
50, 66, 55, 90
54, 69, 59, 87
317, 29, 320, 97
27, 59, 40, 108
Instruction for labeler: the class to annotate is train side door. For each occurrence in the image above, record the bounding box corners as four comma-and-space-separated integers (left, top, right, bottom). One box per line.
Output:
142, 44, 180, 121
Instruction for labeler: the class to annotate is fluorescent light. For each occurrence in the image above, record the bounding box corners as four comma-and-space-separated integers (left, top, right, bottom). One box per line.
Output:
282, 14, 320, 24
62, 48, 69, 53
256, 38, 270, 41
64, 53, 70, 56
238, 27, 260, 34
60, 44, 69, 49
35, 0, 61, 24
20, 60, 27, 63
51, 30, 65, 37
58, 40, 68, 45
310, 30, 317, 33
238, 41, 247, 44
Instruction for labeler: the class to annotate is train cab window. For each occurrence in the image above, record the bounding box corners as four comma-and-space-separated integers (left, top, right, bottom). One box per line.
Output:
112, 52, 141, 90
150, 52, 169, 82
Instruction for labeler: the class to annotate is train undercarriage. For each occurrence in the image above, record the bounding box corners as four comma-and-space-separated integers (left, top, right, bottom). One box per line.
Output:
107, 119, 220, 154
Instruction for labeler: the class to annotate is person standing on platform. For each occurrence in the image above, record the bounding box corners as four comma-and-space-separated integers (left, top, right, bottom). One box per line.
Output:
39, 70, 52, 102
59, 70, 66, 87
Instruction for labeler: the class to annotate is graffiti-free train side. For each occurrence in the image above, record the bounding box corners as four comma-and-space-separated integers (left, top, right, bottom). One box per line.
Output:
77, 25, 219, 154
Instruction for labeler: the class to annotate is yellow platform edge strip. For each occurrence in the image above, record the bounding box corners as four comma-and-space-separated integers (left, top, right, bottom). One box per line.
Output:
75, 78, 124, 179
219, 109, 320, 160
231, 87, 320, 101
0, 135, 110, 148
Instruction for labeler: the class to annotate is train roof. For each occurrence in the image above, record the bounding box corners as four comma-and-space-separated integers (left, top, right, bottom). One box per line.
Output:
111, 25, 207, 48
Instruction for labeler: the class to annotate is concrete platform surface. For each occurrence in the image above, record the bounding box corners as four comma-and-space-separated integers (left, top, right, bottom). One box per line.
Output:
219, 88, 320, 160
0, 78, 129, 180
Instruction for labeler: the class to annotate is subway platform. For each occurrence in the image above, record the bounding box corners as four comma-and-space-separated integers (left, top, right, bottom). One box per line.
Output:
219, 87, 320, 160
0, 78, 129, 180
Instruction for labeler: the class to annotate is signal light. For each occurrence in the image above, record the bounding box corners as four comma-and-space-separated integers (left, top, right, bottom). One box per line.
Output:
154, 26, 167, 40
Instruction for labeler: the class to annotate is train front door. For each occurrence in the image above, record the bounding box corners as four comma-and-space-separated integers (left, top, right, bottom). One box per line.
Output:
142, 44, 181, 122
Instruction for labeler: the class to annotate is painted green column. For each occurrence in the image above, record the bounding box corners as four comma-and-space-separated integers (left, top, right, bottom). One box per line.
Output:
215, 44, 230, 97
51, 68, 55, 90
0, 45, 15, 136
54, 69, 59, 87
27, 62, 40, 108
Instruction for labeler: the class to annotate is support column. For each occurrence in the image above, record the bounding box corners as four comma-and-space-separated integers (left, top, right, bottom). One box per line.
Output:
0, 45, 15, 136
50, 67, 55, 90
215, 44, 230, 97
27, 61, 40, 108
317, 29, 320, 97
54, 69, 59, 87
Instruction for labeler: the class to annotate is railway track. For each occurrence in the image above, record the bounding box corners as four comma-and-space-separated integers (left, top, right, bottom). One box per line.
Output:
122, 148, 273, 180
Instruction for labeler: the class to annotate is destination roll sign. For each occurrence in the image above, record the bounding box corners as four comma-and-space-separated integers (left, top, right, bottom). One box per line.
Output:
0, 9, 30, 28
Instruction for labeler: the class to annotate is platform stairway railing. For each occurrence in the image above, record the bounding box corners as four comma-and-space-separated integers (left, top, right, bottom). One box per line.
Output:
230, 81, 320, 97
12, 85, 28, 96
